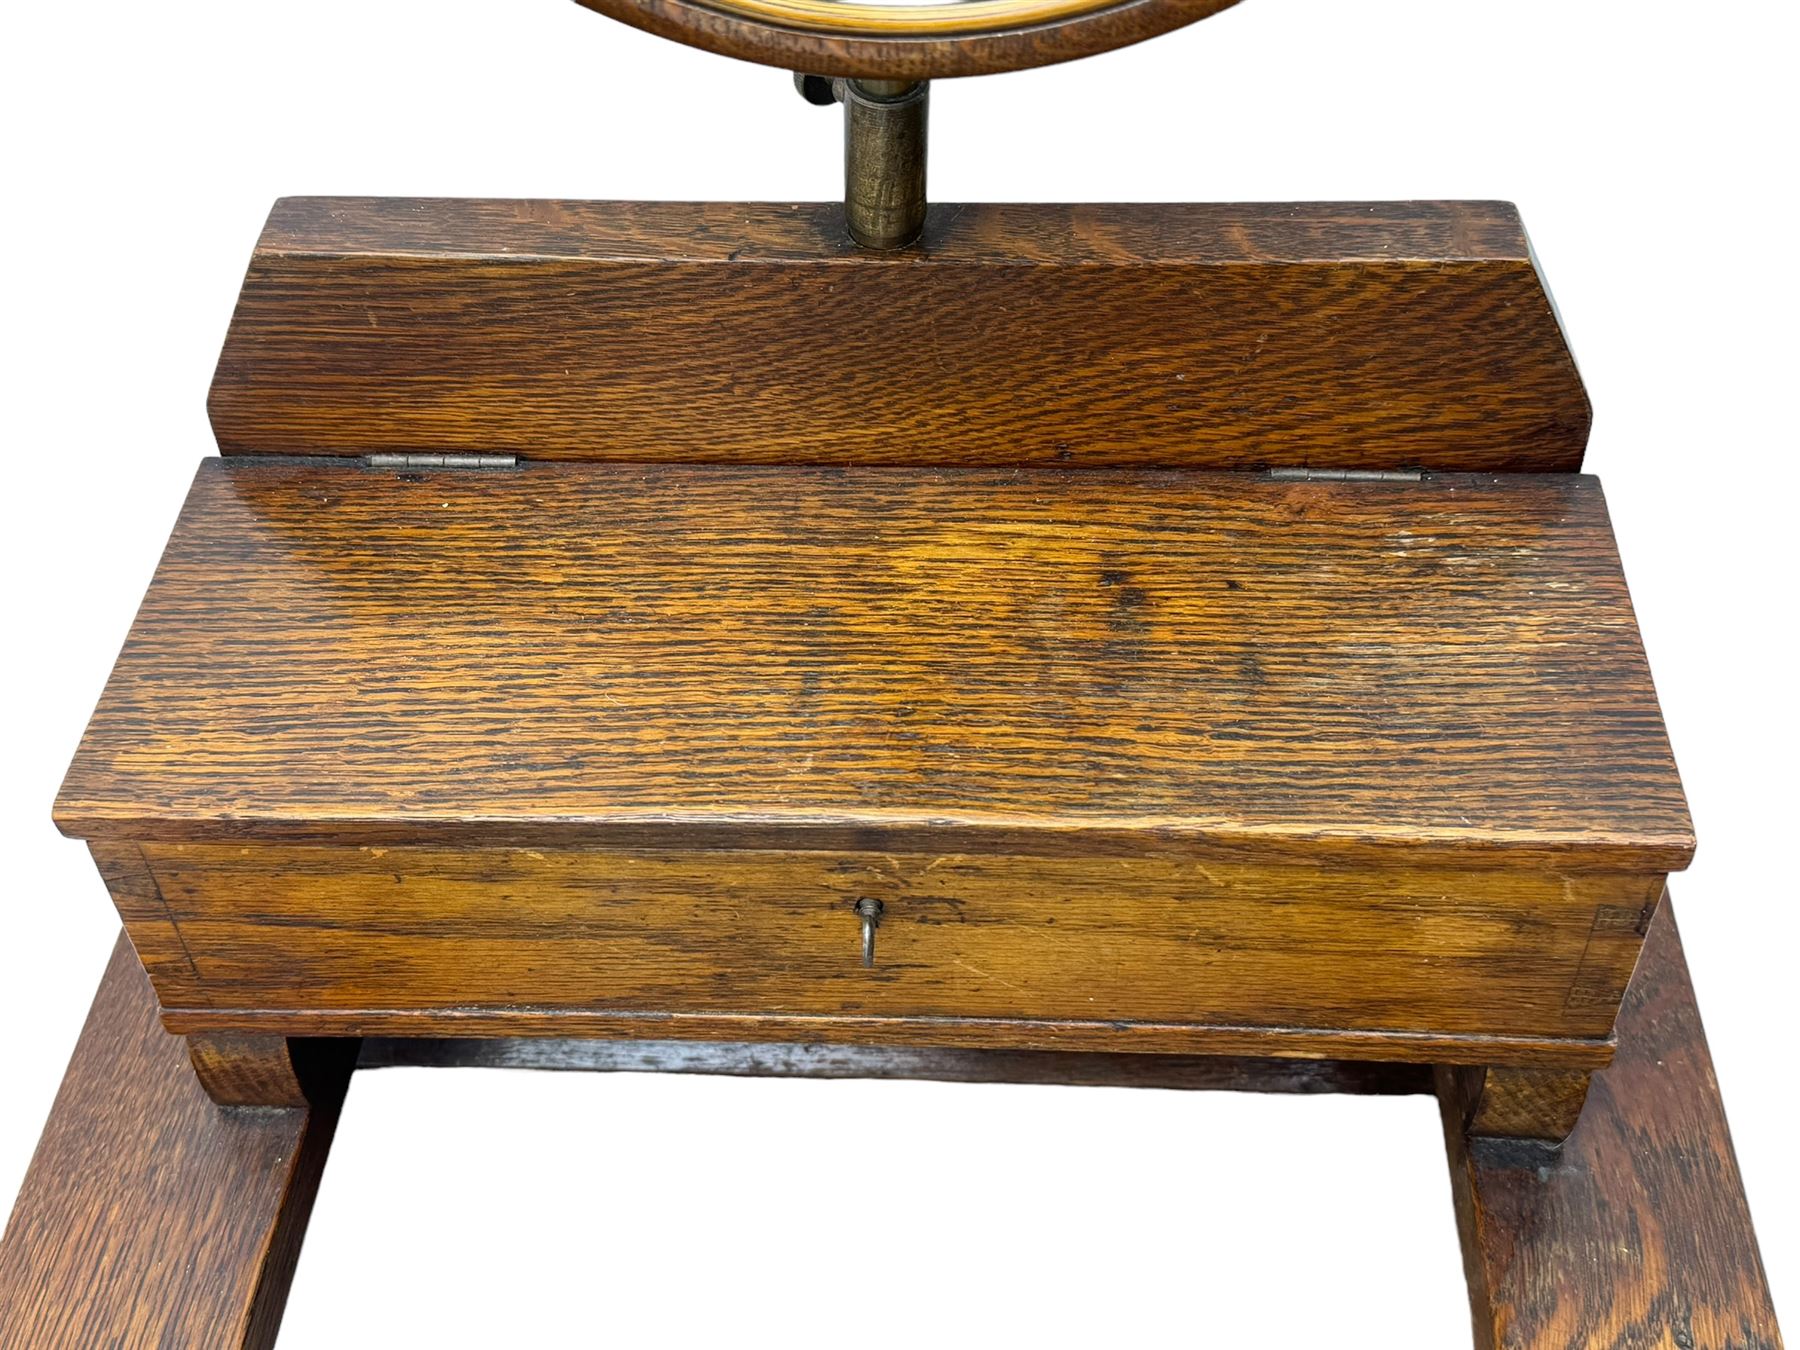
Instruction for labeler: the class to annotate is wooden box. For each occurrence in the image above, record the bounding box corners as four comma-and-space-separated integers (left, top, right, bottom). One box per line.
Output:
53, 199, 1691, 1126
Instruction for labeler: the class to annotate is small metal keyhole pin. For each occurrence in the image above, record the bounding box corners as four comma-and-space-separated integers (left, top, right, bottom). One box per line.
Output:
854, 898, 884, 968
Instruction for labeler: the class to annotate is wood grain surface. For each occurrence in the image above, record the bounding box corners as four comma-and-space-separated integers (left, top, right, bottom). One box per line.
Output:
161, 1008, 1618, 1069
1448, 1065, 1594, 1145
186, 1033, 355, 1109
206, 198, 1591, 474
1444, 899, 1785, 1350
132, 840, 1657, 1067
571, 0, 1244, 79
54, 459, 1688, 871
0, 936, 350, 1350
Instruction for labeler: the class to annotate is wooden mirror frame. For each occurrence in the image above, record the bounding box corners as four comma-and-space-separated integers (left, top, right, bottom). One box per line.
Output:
571, 0, 1244, 78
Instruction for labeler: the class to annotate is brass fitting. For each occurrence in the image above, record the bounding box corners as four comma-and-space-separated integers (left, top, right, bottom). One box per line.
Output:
796, 74, 929, 250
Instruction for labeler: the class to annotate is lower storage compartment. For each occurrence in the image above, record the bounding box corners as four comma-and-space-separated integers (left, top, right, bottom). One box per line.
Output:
103, 841, 1660, 1062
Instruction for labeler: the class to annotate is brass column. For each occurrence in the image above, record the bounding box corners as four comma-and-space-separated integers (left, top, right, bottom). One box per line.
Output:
796, 74, 929, 249
843, 79, 928, 249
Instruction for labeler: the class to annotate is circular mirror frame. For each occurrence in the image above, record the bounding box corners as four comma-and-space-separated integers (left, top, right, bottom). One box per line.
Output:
574, 0, 1244, 78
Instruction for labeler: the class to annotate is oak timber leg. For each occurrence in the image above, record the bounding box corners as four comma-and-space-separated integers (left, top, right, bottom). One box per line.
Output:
1439, 897, 1783, 1350
1443, 1065, 1593, 1148
0, 935, 352, 1350
187, 1032, 354, 1108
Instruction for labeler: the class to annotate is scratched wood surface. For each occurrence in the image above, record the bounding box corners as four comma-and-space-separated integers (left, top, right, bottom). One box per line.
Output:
207, 199, 1591, 473
54, 459, 1688, 870
0, 936, 350, 1350
1443, 899, 1784, 1350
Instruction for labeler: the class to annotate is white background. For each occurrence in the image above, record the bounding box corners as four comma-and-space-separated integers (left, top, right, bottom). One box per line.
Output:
2, 1, 1794, 1344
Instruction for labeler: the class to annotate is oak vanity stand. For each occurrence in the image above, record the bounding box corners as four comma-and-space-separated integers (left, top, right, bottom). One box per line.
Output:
6, 1, 1783, 1347
51, 192, 1691, 1141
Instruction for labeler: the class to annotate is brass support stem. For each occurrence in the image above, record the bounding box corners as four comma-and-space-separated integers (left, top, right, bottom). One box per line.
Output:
842, 79, 928, 250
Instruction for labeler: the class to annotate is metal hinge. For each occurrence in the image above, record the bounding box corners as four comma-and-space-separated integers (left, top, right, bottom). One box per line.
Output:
363, 453, 518, 470
1268, 467, 1424, 482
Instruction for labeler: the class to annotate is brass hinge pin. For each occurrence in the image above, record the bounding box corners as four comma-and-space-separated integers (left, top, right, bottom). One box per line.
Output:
1268, 467, 1425, 482
363, 453, 518, 470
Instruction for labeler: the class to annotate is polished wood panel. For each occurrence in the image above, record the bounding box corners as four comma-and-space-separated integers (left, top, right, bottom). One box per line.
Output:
573, 0, 1243, 79
54, 460, 1687, 872
0, 937, 350, 1350
137, 841, 1657, 1061
207, 199, 1591, 473
1444, 900, 1784, 1349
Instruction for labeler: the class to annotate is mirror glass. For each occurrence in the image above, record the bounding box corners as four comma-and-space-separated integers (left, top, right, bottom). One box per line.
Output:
716, 0, 1125, 28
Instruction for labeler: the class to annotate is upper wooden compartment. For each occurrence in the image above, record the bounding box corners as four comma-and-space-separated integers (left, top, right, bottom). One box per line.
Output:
207, 199, 1591, 475
55, 458, 1688, 872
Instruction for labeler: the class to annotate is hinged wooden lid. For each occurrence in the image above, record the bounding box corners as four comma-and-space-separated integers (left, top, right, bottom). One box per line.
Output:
54, 458, 1689, 873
